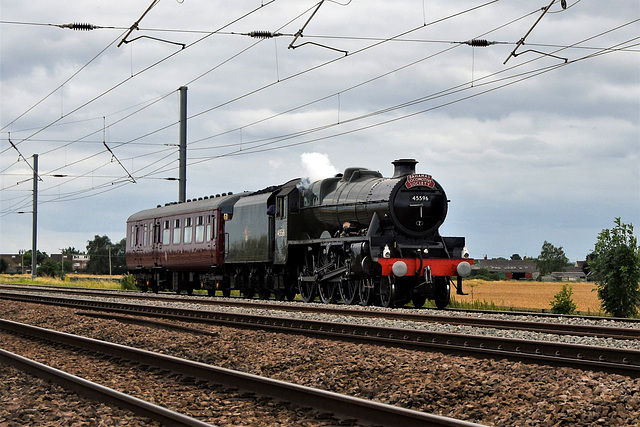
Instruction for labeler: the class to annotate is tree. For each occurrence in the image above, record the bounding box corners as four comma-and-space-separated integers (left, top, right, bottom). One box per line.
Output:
22, 250, 48, 272
535, 241, 568, 276
111, 238, 128, 275
86, 235, 127, 275
590, 218, 640, 318
61, 259, 73, 275
86, 235, 113, 275
510, 254, 522, 261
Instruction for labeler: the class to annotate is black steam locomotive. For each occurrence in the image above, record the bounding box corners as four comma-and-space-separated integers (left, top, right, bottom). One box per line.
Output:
126, 159, 472, 308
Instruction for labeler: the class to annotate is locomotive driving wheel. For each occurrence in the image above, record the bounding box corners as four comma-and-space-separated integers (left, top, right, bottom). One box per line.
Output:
317, 248, 339, 304
434, 276, 450, 309
379, 276, 399, 308
339, 278, 359, 305
298, 277, 316, 303
318, 281, 339, 304
298, 253, 317, 303
358, 277, 375, 306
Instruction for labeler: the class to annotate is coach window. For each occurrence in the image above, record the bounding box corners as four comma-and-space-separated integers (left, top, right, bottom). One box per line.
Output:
184, 217, 193, 244
173, 219, 181, 244
206, 215, 215, 242
163, 221, 171, 244
143, 224, 148, 246
195, 216, 205, 243
130, 225, 136, 247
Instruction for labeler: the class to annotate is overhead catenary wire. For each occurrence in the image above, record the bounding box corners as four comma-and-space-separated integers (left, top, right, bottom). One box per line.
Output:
0, 0, 512, 154
2, 0, 518, 204
66, 29, 640, 190
0, 1, 286, 204
186, 6, 543, 148
175, 25, 640, 169
0, 1, 312, 158
0, 29, 127, 139
1, 0, 279, 152
1, 2, 636, 211
185, 39, 639, 164
0, 20, 608, 195
1, 0, 375, 184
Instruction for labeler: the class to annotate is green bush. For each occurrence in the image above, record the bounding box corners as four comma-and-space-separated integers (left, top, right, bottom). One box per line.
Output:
37, 259, 61, 278
550, 284, 577, 315
120, 274, 137, 290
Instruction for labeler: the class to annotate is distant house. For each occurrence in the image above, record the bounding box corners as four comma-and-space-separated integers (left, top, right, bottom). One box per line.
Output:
50, 254, 89, 271
472, 259, 539, 280
72, 254, 90, 271
0, 253, 26, 274
548, 262, 588, 282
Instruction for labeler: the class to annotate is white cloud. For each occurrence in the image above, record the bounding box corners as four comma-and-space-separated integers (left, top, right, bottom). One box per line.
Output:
1, 1, 638, 262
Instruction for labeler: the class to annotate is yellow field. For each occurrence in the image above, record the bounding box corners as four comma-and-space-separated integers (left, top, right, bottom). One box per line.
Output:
454, 279, 603, 314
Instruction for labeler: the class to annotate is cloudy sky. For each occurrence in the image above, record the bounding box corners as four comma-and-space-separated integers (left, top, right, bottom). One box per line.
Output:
1, 0, 638, 262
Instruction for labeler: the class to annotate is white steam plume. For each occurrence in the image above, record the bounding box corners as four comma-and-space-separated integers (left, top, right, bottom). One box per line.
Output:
300, 152, 338, 183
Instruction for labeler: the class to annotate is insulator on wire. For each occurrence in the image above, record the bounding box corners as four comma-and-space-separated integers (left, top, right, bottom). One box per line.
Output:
464, 39, 495, 47
248, 31, 282, 39
60, 22, 98, 31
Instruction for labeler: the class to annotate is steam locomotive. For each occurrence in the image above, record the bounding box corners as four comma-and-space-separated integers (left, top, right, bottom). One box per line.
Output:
126, 159, 472, 308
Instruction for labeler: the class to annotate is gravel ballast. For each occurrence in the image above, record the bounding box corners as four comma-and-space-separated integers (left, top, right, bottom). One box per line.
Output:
0, 296, 639, 426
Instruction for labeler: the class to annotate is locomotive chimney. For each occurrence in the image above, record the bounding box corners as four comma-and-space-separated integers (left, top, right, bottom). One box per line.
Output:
392, 159, 418, 178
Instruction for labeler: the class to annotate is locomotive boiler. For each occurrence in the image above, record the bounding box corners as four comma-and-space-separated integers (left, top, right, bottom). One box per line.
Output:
126, 159, 472, 308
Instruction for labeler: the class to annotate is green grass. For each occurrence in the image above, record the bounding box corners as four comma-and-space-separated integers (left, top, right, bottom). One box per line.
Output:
0, 274, 124, 290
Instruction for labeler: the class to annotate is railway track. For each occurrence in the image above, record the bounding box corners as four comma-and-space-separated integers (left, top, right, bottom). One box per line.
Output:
0, 318, 479, 427
1, 291, 639, 377
2, 284, 639, 340
0, 348, 211, 427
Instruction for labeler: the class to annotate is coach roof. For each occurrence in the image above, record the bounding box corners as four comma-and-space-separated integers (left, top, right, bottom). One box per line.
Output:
127, 192, 248, 222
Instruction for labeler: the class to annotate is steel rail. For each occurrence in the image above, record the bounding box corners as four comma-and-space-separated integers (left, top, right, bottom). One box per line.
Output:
0, 319, 480, 427
0, 348, 213, 427
2, 284, 639, 339
1, 292, 639, 376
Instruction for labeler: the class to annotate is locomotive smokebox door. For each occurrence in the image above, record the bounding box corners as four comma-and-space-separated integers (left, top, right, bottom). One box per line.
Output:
389, 172, 448, 237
